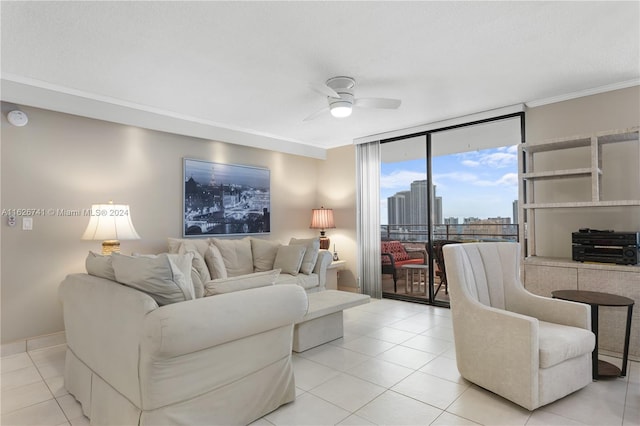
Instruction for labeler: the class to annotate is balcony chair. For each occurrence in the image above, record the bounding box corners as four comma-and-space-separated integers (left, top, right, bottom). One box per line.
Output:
381, 240, 427, 292
442, 242, 595, 410
430, 240, 459, 296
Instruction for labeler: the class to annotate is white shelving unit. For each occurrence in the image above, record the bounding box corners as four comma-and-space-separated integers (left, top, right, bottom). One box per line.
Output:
518, 126, 640, 257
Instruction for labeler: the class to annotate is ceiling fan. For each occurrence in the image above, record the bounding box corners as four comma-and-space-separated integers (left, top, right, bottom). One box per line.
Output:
304, 76, 401, 121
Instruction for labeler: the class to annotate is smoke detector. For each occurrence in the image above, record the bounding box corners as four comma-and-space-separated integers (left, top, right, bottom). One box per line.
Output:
7, 110, 28, 127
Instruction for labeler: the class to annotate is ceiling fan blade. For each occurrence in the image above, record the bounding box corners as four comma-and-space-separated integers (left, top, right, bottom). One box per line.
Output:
303, 106, 329, 121
309, 83, 340, 99
354, 98, 402, 109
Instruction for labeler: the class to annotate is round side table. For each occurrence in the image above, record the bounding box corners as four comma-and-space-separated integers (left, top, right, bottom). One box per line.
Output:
552, 289, 634, 380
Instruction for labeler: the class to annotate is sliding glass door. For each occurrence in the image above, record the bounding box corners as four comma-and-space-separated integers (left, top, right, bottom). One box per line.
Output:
380, 114, 524, 306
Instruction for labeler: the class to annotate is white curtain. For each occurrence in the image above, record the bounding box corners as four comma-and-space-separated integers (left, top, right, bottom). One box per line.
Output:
356, 141, 382, 299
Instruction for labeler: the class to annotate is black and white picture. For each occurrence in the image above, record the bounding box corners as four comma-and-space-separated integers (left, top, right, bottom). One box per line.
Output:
183, 158, 270, 236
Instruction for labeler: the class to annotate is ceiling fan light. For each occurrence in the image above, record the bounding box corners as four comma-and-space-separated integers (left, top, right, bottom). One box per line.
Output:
330, 102, 352, 118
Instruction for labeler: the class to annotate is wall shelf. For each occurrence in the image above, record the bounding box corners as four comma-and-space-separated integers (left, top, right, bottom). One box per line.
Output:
518, 126, 640, 257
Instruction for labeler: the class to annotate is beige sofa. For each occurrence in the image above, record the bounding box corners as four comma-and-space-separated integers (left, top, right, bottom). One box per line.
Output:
168, 236, 333, 295
59, 272, 308, 425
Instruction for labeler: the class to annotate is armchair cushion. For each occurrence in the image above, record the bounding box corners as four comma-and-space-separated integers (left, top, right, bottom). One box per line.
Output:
538, 321, 595, 368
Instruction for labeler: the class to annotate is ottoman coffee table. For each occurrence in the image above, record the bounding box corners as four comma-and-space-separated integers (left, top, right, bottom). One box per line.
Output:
293, 290, 370, 352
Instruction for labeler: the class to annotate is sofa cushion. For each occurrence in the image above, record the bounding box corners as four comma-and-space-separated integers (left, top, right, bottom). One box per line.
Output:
210, 237, 254, 277
251, 238, 281, 272
204, 244, 228, 280
538, 320, 595, 369
167, 237, 210, 257
273, 245, 306, 276
289, 237, 320, 275
275, 272, 319, 290
204, 269, 280, 296
111, 253, 195, 305
178, 242, 210, 298
85, 251, 116, 281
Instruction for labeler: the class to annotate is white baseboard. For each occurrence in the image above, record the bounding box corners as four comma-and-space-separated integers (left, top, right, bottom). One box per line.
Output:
1, 331, 66, 357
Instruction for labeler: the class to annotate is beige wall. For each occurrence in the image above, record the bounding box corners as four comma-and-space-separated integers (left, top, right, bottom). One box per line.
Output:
0, 105, 324, 343
525, 86, 640, 258
318, 145, 358, 290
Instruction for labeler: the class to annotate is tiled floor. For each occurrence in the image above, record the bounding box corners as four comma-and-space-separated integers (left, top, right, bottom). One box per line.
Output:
1, 298, 639, 425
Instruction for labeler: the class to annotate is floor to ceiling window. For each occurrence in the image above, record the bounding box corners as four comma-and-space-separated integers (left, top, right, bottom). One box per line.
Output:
380, 113, 524, 306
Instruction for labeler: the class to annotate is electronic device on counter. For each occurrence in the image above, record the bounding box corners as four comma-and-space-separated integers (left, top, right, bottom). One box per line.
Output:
572, 229, 639, 265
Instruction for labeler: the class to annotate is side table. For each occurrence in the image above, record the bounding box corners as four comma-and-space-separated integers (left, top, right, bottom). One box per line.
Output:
552, 289, 634, 379
326, 260, 346, 290
401, 264, 429, 296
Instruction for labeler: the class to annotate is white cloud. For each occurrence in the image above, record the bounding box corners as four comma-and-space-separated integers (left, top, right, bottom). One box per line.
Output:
482, 152, 517, 169
380, 170, 426, 189
457, 146, 517, 169
435, 171, 518, 188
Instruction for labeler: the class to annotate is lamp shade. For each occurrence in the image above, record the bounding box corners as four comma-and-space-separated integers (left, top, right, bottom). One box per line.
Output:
82, 204, 140, 242
309, 207, 335, 230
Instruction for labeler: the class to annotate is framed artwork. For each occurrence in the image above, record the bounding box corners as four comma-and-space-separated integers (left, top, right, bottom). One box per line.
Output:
183, 158, 270, 236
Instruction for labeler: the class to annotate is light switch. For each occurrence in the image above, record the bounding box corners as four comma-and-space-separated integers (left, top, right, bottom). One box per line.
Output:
22, 217, 33, 231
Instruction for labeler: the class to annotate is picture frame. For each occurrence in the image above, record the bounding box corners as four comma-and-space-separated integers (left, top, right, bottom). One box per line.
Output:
183, 158, 270, 237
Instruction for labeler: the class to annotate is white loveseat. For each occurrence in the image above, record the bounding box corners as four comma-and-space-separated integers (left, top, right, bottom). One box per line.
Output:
167, 236, 333, 295
59, 272, 308, 425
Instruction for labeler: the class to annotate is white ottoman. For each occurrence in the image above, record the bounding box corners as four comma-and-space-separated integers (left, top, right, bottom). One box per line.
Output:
293, 290, 370, 352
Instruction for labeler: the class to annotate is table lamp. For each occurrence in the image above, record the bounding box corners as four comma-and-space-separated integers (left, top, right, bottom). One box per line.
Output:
310, 206, 335, 250
82, 202, 141, 254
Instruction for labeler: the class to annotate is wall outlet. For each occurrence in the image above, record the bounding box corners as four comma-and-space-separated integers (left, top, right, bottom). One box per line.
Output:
22, 217, 33, 231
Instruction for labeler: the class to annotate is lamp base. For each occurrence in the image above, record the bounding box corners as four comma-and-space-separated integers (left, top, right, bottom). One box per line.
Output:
102, 240, 121, 255
319, 236, 330, 250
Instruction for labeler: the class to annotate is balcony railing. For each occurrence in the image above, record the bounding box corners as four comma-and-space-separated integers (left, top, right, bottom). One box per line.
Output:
381, 223, 519, 243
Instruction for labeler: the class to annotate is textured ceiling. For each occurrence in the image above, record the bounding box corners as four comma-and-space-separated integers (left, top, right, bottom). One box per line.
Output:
2, 1, 639, 157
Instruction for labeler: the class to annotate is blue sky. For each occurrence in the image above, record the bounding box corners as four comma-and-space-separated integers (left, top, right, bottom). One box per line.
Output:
381, 145, 518, 224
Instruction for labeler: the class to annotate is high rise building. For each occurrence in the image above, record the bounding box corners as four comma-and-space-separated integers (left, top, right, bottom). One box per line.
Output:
512, 199, 518, 224
388, 180, 440, 231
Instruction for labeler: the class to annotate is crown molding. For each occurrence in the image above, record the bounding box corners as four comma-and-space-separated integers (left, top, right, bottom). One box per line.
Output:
525, 79, 640, 108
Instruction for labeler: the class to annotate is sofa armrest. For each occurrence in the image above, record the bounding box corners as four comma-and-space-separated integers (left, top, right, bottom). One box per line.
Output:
59, 273, 159, 407
141, 284, 308, 358
313, 250, 333, 291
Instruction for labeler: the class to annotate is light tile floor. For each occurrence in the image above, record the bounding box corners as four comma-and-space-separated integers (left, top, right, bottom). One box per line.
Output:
1, 298, 638, 425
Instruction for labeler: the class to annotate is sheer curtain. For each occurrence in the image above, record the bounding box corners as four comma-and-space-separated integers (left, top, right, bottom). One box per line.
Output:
356, 141, 381, 299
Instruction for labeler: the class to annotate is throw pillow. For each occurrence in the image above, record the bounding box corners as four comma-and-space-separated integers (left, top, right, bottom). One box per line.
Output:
289, 237, 321, 275
178, 241, 210, 298
273, 244, 306, 276
85, 251, 115, 281
251, 238, 281, 272
210, 237, 254, 277
204, 269, 281, 296
167, 237, 209, 256
204, 244, 228, 280
111, 252, 195, 305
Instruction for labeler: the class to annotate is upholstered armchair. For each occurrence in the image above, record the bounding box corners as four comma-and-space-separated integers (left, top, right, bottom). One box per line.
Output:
442, 242, 595, 410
